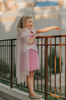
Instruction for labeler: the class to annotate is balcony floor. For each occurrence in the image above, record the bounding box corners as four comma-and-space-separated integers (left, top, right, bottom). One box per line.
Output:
0, 97, 6, 100
0, 83, 44, 100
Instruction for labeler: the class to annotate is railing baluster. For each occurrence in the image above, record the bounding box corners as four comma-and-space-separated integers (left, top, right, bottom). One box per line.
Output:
37, 38, 39, 90
11, 40, 13, 88
43, 38, 46, 91
12, 40, 14, 82
9, 40, 11, 81
50, 38, 51, 93
0, 42, 1, 77
5, 41, 6, 79
7, 40, 8, 80
65, 36, 66, 99
54, 37, 56, 94
59, 37, 61, 96
13, 40, 15, 83
45, 38, 48, 100
41, 38, 43, 91
3, 41, 4, 79
1, 41, 2, 78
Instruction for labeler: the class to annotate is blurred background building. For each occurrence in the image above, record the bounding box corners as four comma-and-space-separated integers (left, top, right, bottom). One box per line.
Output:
0, 0, 66, 39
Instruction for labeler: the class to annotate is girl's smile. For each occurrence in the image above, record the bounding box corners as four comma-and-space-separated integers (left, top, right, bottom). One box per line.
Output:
25, 18, 34, 30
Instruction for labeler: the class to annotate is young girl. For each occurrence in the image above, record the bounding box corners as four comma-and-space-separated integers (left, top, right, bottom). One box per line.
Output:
16, 15, 61, 99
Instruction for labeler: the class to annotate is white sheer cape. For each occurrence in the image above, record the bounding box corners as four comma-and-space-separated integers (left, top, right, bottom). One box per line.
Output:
16, 28, 36, 83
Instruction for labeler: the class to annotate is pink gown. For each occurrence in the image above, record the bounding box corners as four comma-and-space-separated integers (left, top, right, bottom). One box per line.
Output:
16, 28, 40, 83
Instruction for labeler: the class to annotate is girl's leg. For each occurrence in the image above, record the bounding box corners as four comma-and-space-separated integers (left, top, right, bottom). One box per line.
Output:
31, 71, 34, 89
27, 71, 37, 96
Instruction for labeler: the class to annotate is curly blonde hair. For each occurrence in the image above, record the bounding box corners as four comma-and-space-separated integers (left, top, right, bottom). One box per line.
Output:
17, 15, 32, 31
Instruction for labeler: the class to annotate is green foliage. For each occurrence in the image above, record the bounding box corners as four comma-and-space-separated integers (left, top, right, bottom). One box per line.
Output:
0, 59, 9, 74
35, 66, 45, 80
0, 80, 10, 86
14, 63, 16, 77
0, 59, 11, 80
48, 48, 63, 74
0, 59, 16, 80
13, 84, 29, 93
48, 95, 62, 100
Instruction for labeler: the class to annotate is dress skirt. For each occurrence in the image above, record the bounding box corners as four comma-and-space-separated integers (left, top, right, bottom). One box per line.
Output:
29, 49, 40, 71
20, 49, 40, 72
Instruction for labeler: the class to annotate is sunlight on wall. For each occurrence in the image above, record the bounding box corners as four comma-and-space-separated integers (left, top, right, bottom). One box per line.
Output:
0, 11, 2, 15
34, 13, 59, 20
62, 18, 66, 29
0, 16, 16, 22
0, 16, 17, 32
17, 2, 27, 9
0, 0, 18, 13
4, 24, 12, 32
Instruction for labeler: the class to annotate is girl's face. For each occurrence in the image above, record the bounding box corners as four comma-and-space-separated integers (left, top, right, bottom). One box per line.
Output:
25, 18, 34, 30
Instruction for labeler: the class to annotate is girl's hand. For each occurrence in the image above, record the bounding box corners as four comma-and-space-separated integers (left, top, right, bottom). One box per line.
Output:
34, 34, 40, 38
53, 26, 62, 31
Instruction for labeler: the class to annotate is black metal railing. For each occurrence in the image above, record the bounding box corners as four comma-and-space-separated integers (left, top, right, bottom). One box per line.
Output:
0, 35, 66, 100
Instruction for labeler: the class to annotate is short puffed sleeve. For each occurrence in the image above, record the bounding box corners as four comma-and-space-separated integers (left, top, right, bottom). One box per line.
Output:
20, 28, 29, 38
31, 29, 36, 34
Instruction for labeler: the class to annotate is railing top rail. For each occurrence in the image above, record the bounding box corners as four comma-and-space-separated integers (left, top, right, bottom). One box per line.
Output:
36, 34, 66, 38
0, 34, 66, 41
0, 38, 17, 41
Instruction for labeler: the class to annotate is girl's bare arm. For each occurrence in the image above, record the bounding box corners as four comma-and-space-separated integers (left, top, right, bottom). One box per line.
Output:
36, 26, 62, 33
28, 34, 40, 45
25, 26, 62, 45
